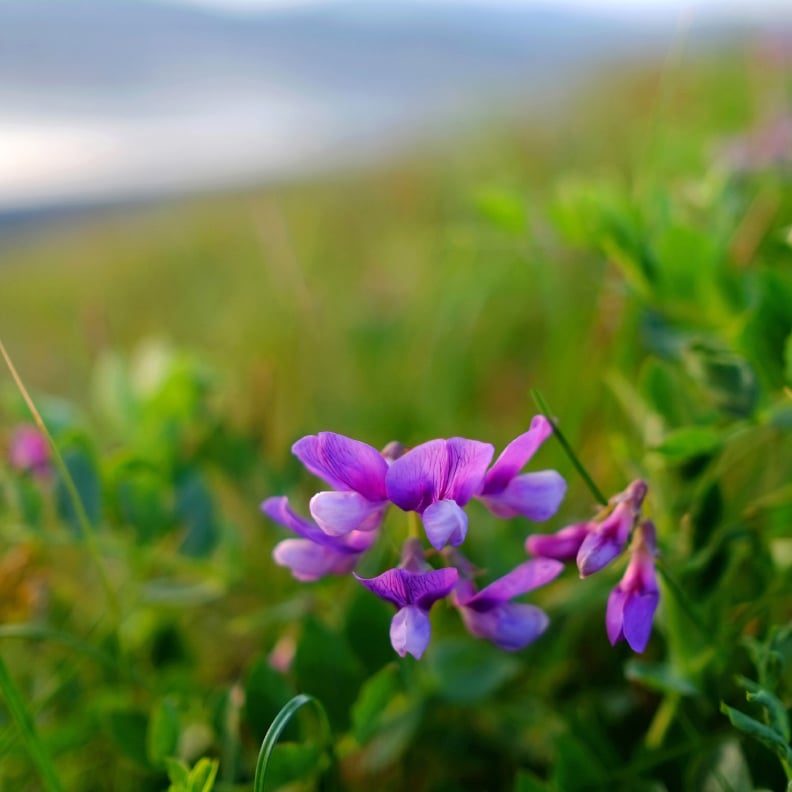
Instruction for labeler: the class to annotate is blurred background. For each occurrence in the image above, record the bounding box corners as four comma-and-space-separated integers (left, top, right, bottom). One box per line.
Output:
2, 2, 792, 790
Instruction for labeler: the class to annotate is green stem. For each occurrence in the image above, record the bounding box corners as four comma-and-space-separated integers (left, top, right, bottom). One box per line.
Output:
655, 560, 709, 638
531, 389, 608, 506
0, 656, 63, 792
0, 339, 120, 624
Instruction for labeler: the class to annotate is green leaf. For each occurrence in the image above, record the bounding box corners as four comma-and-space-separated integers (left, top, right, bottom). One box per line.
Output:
427, 639, 520, 703
244, 658, 297, 743
736, 676, 791, 742
624, 661, 699, 696
175, 470, 218, 557
514, 769, 553, 792
107, 708, 151, 768
54, 441, 102, 533
785, 331, 792, 386
293, 618, 364, 731
164, 757, 191, 789
113, 461, 172, 543
682, 341, 758, 417
146, 699, 180, 767
652, 426, 722, 463
257, 743, 321, 789
189, 758, 219, 792
720, 703, 792, 766
473, 187, 527, 233
351, 664, 401, 744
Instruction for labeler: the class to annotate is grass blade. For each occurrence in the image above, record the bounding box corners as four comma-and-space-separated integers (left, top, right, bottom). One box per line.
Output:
253, 693, 333, 792
0, 656, 63, 792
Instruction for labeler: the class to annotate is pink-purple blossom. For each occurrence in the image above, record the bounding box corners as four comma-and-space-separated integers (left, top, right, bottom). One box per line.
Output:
606, 520, 659, 653
476, 415, 567, 522
355, 539, 458, 659
293, 432, 390, 537
9, 426, 50, 478
385, 437, 494, 549
526, 479, 647, 578
454, 557, 564, 651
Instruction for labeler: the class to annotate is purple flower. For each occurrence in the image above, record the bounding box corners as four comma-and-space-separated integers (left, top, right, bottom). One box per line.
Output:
453, 558, 564, 651
355, 539, 458, 659
9, 426, 50, 478
386, 437, 494, 549
292, 432, 389, 537
526, 480, 647, 578
477, 416, 567, 522
262, 496, 377, 582
606, 520, 659, 653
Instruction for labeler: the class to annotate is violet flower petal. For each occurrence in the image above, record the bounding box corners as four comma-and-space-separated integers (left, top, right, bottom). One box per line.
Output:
386, 439, 448, 512
355, 567, 458, 610
479, 470, 567, 520
443, 437, 495, 505
390, 605, 431, 659
605, 587, 628, 646
525, 523, 590, 561
463, 559, 563, 611
309, 490, 385, 536
577, 531, 625, 578
482, 416, 553, 495
273, 539, 359, 582
423, 498, 469, 550
622, 591, 659, 653
292, 432, 388, 501
461, 602, 549, 651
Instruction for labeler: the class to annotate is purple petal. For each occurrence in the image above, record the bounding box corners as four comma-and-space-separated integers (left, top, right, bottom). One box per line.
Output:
605, 587, 628, 646
355, 566, 458, 610
356, 568, 411, 608
525, 523, 590, 561
386, 439, 448, 512
622, 591, 659, 653
479, 470, 566, 520
292, 432, 388, 501
443, 438, 494, 505
390, 605, 431, 659
482, 416, 553, 495
273, 539, 359, 581
262, 496, 373, 552
577, 531, 624, 577
309, 491, 384, 536
409, 567, 458, 610
461, 602, 549, 651
261, 496, 332, 545
10, 426, 50, 475
423, 499, 468, 550
463, 559, 563, 610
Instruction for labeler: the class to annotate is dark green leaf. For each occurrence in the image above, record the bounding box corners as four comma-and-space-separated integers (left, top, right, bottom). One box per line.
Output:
55, 443, 102, 533
652, 426, 722, 463
427, 639, 520, 703
351, 664, 400, 744
147, 699, 180, 767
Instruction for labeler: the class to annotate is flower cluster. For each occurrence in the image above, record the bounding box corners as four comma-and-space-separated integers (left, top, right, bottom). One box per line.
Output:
262, 421, 660, 658
526, 479, 659, 653
262, 416, 567, 658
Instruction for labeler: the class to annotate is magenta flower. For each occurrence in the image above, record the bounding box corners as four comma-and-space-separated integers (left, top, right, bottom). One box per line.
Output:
262, 496, 377, 581
453, 557, 564, 651
9, 426, 50, 478
385, 437, 494, 549
606, 520, 659, 653
476, 415, 566, 522
355, 539, 458, 659
292, 432, 389, 537
526, 480, 647, 578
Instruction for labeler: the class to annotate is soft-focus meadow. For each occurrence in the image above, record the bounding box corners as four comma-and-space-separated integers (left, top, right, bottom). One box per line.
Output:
1, 45, 791, 792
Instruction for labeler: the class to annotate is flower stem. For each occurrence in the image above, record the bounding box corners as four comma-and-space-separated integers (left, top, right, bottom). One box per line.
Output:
407, 511, 421, 539
655, 560, 709, 637
531, 389, 608, 506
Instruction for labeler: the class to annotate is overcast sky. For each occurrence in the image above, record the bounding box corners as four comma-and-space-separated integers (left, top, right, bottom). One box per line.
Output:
161, 0, 792, 22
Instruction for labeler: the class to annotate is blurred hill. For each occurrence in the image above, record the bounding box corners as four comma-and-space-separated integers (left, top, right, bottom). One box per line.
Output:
0, 0, 716, 221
